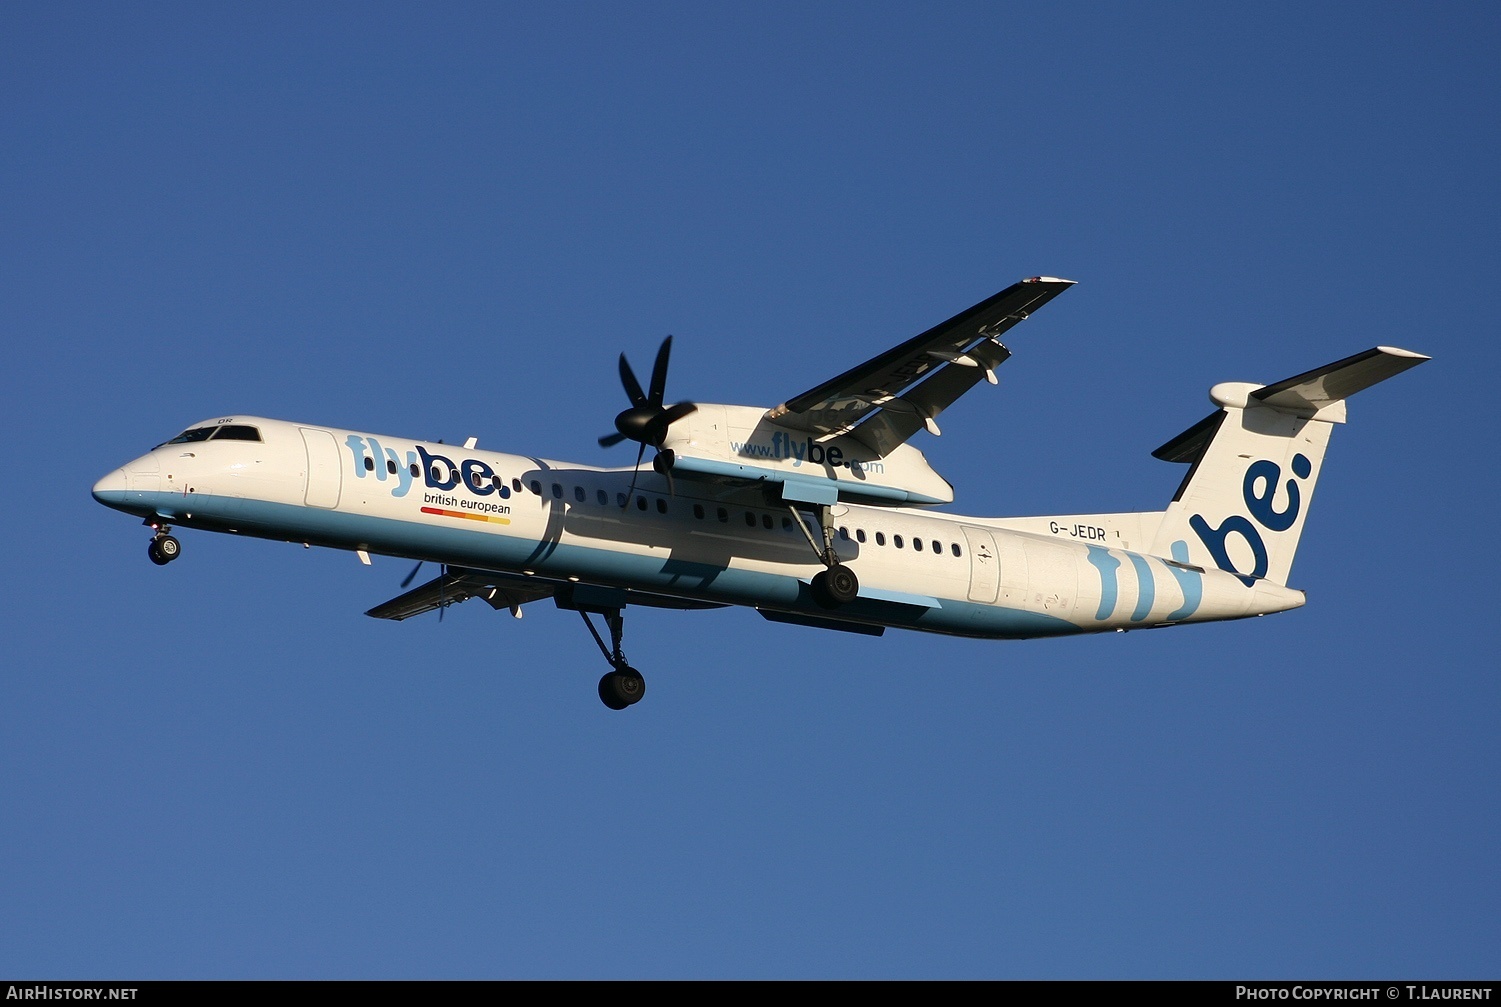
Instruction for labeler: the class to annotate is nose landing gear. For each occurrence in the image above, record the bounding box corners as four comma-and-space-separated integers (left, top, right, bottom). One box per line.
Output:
580, 608, 646, 710
146, 524, 181, 566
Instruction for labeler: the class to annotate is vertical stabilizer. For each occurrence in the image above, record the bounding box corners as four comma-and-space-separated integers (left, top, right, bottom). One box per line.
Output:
1148, 346, 1428, 586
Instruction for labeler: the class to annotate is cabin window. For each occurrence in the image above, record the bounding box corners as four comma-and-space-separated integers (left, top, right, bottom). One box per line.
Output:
617, 492, 628, 507
761, 514, 773, 530
875, 531, 886, 546
656, 498, 668, 514
411, 463, 421, 478
574, 486, 586, 503
551, 483, 563, 499
781, 516, 793, 531
636, 496, 647, 511
932, 540, 942, 554
856, 529, 867, 544
363, 456, 374, 472
951, 543, 962, 557
745, 511, 756, 527
912, 538, 924, 552
530, 480, 542, 495
386, 459, 397, 475
894, 534, 904, 549
512, 478, 523, 493
597, 489, 608, 505
838, 527, 849, 541
693, 503, 705, 519
717, 507, 729, 523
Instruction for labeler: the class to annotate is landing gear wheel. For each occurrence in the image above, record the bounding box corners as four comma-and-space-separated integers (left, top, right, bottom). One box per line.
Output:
811, 563, 859, 608
147, 540, 169, 566
598, 667, 646, 710
155, 535, 181, 562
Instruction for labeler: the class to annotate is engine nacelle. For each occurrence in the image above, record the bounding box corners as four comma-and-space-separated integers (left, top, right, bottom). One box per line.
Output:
659, 404, 954, 506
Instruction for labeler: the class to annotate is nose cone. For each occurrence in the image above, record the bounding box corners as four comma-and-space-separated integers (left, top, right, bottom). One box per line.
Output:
92, 467, 129, 506
93, 454, 160, 513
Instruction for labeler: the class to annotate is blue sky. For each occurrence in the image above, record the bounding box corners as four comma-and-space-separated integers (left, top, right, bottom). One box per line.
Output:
3, 3, 1497, 979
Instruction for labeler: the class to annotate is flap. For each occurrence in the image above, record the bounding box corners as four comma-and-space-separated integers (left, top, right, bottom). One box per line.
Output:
366, 568, 555, 621
765, 277, 1074, 454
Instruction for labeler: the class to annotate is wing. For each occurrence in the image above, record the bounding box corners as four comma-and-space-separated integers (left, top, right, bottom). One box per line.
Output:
765, 277, 1074, 456
365, 567, 556, 621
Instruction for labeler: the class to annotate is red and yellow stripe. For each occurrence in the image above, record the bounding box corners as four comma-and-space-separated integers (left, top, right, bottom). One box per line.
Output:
420, 506, 511, 526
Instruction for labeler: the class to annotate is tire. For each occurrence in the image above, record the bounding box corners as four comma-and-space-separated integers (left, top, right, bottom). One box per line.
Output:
148, 541, 169, 566
826, 564, 858, 603
812, 565, 858, 608
156, 535, 181, 561
599, 668, 646, 710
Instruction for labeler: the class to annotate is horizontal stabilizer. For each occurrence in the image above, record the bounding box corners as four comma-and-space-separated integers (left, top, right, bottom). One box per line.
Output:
1152, 411, 1226, 463
1154, 345, 1430, 463
1250, 346, 1430, 414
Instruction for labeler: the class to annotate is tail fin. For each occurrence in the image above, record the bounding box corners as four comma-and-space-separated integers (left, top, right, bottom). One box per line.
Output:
1147, 346, 1428, 585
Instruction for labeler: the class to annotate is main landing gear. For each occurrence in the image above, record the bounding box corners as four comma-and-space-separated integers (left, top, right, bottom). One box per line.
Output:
787, 503, 858, 609
146, 523, 181, 566
579, 608, 646, 711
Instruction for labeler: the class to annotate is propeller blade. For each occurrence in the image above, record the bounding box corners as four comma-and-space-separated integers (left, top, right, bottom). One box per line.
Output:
603, 337, 691, 453
618, 354, 647, 407
400, 560, 424, 588
648, 336, 673, 407
623, 441, 646, 505
658, 400, 698, 425
645, 401, 697, 446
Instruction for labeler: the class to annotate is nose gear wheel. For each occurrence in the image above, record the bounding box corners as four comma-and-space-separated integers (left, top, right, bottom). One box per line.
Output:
147, 526, 181, 566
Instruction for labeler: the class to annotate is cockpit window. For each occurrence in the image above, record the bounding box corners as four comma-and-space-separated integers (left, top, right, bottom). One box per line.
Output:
166, 427, 216, 444
162, 424, 263, 447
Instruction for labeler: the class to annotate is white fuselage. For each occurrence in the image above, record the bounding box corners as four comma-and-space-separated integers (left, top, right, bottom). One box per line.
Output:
92, 416, 1305, 638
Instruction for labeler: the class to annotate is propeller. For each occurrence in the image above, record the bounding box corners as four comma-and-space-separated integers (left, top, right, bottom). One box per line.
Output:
397, 559, 449, 621
598, 336, 696, 501
401, 560, 424, 588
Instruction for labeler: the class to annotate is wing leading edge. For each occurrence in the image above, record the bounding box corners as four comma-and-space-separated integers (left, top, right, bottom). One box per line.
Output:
765, 276, 1074, 456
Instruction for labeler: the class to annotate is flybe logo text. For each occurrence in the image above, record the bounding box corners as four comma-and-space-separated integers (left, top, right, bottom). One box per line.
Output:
344, 436, 510, 500
731, 432, 883, 473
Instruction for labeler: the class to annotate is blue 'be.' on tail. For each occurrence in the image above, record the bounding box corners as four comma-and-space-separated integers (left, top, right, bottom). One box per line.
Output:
1148, 346, 1429, 586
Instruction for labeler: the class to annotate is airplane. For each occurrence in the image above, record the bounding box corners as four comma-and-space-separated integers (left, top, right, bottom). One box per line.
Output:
92, 277, 1429, 709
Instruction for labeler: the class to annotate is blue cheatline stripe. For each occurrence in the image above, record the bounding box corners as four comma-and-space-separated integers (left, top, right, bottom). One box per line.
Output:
1163, 541, 1204, 621
97, 489, 1081, 640
1085, 545, 1120, 621
1127, 553, 1155, 622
